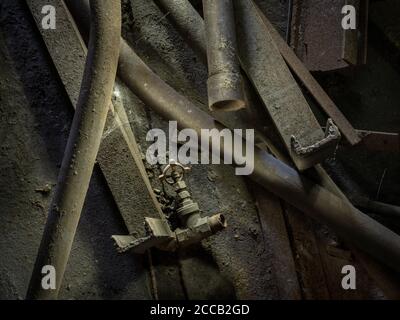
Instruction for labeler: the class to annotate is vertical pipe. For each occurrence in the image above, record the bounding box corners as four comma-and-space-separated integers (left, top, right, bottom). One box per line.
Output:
203, 0, 245, 111
26, 0, 121, 299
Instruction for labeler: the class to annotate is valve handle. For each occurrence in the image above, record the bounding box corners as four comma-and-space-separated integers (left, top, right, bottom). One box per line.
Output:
159, 159, 191, 185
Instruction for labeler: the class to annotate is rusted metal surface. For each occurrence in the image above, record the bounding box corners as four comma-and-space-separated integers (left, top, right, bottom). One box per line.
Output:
252, 1, 361, 146
290, 0, 368, 71
203, 0, 245, 111
327, 129, 399, 152
352, 248, 400, 299
235, 0, 340, 170
27, 0, 121, 299
317, 160, 400, 298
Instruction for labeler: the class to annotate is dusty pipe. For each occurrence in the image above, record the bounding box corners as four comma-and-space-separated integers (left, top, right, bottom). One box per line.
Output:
154, 0, 207, 62
66, 0, 400, 273
203, 0, 245, 111
26, 0, 121, 299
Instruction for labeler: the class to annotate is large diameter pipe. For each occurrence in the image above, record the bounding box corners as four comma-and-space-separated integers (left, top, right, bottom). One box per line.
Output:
203, 0, 245, 111
66, 0, 400, 273
26, 0, 121, 299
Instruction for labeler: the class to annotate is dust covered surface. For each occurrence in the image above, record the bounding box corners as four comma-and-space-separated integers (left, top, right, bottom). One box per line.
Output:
0, 0, 399, 300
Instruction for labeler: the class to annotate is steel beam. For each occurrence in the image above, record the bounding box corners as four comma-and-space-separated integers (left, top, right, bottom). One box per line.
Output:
290, 0, 369, 70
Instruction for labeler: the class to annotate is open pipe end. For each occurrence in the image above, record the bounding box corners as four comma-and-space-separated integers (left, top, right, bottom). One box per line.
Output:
208, 72, 246, 112
211, 99, 246, 112
209, 213, 228, 233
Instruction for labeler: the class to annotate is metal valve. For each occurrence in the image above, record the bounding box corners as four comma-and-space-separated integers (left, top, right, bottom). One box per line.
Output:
112, 160, 227, 254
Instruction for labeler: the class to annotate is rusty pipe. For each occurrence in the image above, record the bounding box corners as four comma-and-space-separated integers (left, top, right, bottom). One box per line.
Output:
66, 0, 400, 273
203, 0, 245, 111
26, 0, 121, 299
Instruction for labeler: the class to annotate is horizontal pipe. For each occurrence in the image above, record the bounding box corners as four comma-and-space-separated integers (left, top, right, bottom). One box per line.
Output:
27, 0, 121, 299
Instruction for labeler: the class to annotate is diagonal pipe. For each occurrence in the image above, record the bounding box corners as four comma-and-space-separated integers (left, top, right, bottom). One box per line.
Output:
65, 0, 400, 274
26, 0, 121, 299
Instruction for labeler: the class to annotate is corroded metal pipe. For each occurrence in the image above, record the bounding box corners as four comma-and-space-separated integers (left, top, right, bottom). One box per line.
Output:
27, 0, 121, 299
66, 0, 400, 273
203, 0, 245, 111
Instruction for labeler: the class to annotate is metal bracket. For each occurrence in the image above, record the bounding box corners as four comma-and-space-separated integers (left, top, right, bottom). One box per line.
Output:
291, 119, 341, 157
112, 217, 175, 254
